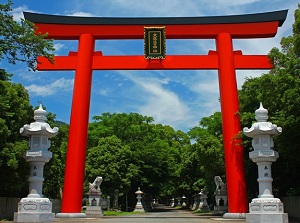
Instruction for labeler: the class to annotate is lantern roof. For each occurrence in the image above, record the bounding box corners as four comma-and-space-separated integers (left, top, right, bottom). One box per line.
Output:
20, 103, 59, 138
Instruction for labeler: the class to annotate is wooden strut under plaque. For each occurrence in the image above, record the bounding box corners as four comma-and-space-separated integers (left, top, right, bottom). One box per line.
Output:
144, 26, 166, 59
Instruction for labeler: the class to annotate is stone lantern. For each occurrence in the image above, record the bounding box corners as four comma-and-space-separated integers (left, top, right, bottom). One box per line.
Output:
181, 195, 187, 207
243, 103, 288, 223
14, 103, 59, 223
134, 187, 145, 212
198, 189, 209, 211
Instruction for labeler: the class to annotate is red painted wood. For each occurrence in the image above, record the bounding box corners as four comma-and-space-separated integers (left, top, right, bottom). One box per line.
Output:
216, 33, 248, 213
34, 21, 279, 40
61, 34, 95, 213
37, 54, 271, 70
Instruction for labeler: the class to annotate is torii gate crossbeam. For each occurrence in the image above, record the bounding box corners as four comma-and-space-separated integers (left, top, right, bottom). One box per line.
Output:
24, 10, 287, 217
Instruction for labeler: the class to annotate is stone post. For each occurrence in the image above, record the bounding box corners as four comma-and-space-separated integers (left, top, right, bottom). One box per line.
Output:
170, 198, 175, 207
107, 196, 111, 210
177, 197, 181, 207
191, 194, 197, 210
134, 187, 145, 212
113, 189, 119, 210
243, 103, 288, 223
14, 103, 59, 223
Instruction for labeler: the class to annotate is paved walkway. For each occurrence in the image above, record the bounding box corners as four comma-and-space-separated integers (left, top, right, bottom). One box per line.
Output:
54, 206, 246, 223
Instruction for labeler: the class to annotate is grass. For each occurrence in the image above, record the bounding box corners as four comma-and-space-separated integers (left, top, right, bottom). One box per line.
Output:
193, 209, 213, 214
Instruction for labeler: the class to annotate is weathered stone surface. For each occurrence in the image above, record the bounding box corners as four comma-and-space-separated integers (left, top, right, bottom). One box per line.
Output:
244, 103, 288, 223
85, 206, 103, 218
246, 213, 288, 223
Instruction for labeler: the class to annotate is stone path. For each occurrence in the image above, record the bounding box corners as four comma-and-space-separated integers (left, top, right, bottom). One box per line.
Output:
53, 206, 246, 223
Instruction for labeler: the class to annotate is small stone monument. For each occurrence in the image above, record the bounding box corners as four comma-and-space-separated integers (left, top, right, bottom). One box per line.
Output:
213, 176, 228, 215
85, 176, 103, 217
198, 189, 209, 211
14, 103, 59, 223
181, 195, 187, 207
113, 189, 119, 210
177, 197, 181, 207
192, 194, 199, 210
243, 103, 288, 223
134, 187, 145, 212
170, 198, 175, 207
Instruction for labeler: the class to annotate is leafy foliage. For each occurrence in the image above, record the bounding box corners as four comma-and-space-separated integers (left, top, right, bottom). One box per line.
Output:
188, 112, 225, 198
0, 70, 33, 197
239, 4, 300, 197
0, 0, 54, 70
86, 113, 190, 208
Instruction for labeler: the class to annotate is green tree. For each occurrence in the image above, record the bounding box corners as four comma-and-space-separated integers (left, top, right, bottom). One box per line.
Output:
188, 112, 225, 197
239, 4, 300, 197
43, 116, 69, 199
0, 0, 54, 70
86, 112, 189, 208
0, 0, 55, 197
85, 135, 139, 209
0, 70, 33, 197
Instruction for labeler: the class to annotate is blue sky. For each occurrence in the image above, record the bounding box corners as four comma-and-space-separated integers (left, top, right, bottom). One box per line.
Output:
2, 0, 298, 132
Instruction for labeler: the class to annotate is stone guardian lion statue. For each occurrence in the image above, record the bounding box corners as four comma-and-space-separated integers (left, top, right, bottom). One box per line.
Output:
89, 176, 103, 193
214, 176, 226, 194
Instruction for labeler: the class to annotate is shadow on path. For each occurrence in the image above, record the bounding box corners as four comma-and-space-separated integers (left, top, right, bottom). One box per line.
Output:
150, 204, 179, 212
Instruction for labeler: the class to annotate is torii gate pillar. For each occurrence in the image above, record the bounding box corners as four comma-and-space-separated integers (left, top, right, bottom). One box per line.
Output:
217, 33, 247, 215
24, 10, 288, 218
61, 34, 95, 215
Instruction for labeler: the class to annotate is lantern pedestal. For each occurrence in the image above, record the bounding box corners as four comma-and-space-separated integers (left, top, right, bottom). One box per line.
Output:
14, 190, 55, 223
243, 103, 288, 223
247, 198, 288, 223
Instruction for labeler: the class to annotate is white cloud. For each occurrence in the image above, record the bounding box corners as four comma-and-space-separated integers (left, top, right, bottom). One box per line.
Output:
53, 43, 65, 52
118, 72, 190, 128
139, 82, 190, 127
98, 88, 109, 96
66, 11, 95, 17
11, 5, 41, 21
11, 5, 28, 20
25, 78, 74, 96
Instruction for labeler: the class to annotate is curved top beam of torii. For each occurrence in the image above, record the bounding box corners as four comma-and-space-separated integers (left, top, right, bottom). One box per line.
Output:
24, 10, 288, 71
24, 10, 288, 40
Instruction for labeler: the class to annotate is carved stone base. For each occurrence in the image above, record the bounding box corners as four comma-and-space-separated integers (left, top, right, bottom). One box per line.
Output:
14, 212, 55, 223
14, 197, 54, 222
246, 213, 289, 223
246, 198, 289, 223
134, 204, 145, 212
85, 206, 103, 218
249, 198, 285, 213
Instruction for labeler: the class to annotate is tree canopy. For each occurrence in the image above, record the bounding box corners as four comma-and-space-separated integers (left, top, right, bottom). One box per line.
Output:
0, 0, 54, 70
0, 69, 33, 197
239, 4, 300, 197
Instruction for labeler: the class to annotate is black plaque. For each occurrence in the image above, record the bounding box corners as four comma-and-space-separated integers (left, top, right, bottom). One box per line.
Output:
144, 27, 166, 59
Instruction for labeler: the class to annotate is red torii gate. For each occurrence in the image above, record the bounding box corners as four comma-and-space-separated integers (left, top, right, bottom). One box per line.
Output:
24, 10, 287, 216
